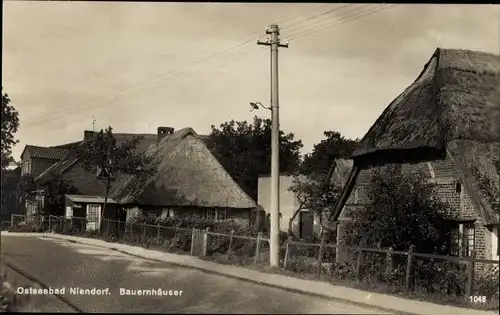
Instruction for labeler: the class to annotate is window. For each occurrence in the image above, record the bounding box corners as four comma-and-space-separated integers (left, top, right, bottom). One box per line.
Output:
455, 182, 462, 194
353, 187, 359, 204
206, 209, 216, 220
496, 227, 499, 257
22, 161, 31, 175
449, 222, 475, 257
205, 209, 227, 221
87, 205, 101, 222
462, 223, 475, 257
450, 226, 460, 256
217, 209, 227, 221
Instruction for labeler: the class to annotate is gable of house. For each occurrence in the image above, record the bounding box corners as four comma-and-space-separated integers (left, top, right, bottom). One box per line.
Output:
20, 145, 71, 177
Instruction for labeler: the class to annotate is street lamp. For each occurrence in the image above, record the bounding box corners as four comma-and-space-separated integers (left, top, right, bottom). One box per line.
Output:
250, 100, 280, 267
250, 102, 272, 111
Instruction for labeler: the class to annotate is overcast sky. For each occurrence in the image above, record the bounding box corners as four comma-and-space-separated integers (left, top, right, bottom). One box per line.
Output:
3, 2, 500, 161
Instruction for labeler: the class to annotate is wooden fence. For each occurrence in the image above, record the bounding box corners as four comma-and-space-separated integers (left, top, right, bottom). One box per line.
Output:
6, 214, 499, 300
282, 236, 499, 297
203, 228, 269, 263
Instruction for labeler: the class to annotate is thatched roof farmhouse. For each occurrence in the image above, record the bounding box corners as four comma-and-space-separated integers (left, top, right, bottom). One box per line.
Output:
30, 127, 256, 224
329, 48, 500, 260
112, 127, 256, 209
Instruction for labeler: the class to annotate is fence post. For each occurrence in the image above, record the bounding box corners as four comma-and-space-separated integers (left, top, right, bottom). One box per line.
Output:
385, 246, 393, 277
142, 222, 147, 240
191, 226, 196, 255
49, 215, 52, 233
157, 223, 161, 244
10, 215, 14, 229
227, 230, 235, 259
283, 236, 293, 270
356, 247, 365, 281
336, 242, 348, 264
465, 250, 477, 298
316, 235, 326, 279
203, 228, 210, 257
404, 245, 415, 293
107, 219, 110, 236
254, 232, 262, 264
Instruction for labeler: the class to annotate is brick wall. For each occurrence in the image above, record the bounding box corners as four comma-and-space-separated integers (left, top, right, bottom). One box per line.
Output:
435, 183, 490, 260
475, 219, 491, 261
336, 158, 493, 260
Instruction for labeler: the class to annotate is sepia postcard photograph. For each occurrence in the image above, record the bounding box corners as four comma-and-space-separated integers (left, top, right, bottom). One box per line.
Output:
1, 1, 499, 313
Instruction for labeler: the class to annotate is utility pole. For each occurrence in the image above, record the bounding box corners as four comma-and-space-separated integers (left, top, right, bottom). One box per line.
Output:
92, 116, 96, 133
258, 24, 288, 267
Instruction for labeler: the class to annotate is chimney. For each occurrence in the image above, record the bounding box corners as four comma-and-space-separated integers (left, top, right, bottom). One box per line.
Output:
84, 130, 95, 141
157, 127, 174, 143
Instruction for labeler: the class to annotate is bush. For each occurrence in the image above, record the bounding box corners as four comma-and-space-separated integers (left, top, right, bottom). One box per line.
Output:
124, 212, 260, 255
51, 222, 63, 234
85, 229, 101, 239
474, 266, 500, 305
287, 256, 317, 274
0, 273, 27, 312
8, 222, 43, 233
413, 258, 466, 296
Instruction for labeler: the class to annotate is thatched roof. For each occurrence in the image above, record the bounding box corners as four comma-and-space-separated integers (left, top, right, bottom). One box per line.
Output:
33, 129, 251, 210
339, 48, 500, 225
111, 128, 257, 209
354, 48, 499, 158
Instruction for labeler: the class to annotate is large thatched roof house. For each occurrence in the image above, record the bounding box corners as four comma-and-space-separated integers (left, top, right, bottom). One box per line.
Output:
329, 48, 500, 261
111, 127, 256, 222
25, 127, 256, 229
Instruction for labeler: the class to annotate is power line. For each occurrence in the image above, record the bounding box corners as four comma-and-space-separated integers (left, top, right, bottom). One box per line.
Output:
23, 7, 341, 127
24, 39, 255, 125
282, 3, 356, 32
273, 3, 333, 27
22, 5, 396, 128
25, 5, 340, 126
284, 4, 376, 37
289, 4, 398, 41
24, 47, 260, 128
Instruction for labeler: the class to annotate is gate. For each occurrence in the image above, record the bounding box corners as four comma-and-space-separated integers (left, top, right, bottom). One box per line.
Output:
191, 228, 205, 257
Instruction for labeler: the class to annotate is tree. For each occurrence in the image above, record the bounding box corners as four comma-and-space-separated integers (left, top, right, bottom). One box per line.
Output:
288, 172, 342, 238
0, 168, 21, 215
344, 166, 453, 254
40, 172, 78, 216
16, 174, 36, 215
299, 131, 358, 176
206, 116, 303, 201
76, 126, 152, 230
1, 90, 20, 171
286, 131, 357, 238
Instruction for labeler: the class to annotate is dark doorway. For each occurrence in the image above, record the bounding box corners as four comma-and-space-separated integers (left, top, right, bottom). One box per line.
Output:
299, 211, 314, 240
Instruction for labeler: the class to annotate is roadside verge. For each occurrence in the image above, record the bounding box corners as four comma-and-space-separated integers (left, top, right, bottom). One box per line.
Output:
2, 231, 497, 315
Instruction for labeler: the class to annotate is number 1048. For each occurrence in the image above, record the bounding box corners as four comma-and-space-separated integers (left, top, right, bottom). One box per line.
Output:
469, 296, 486, 303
